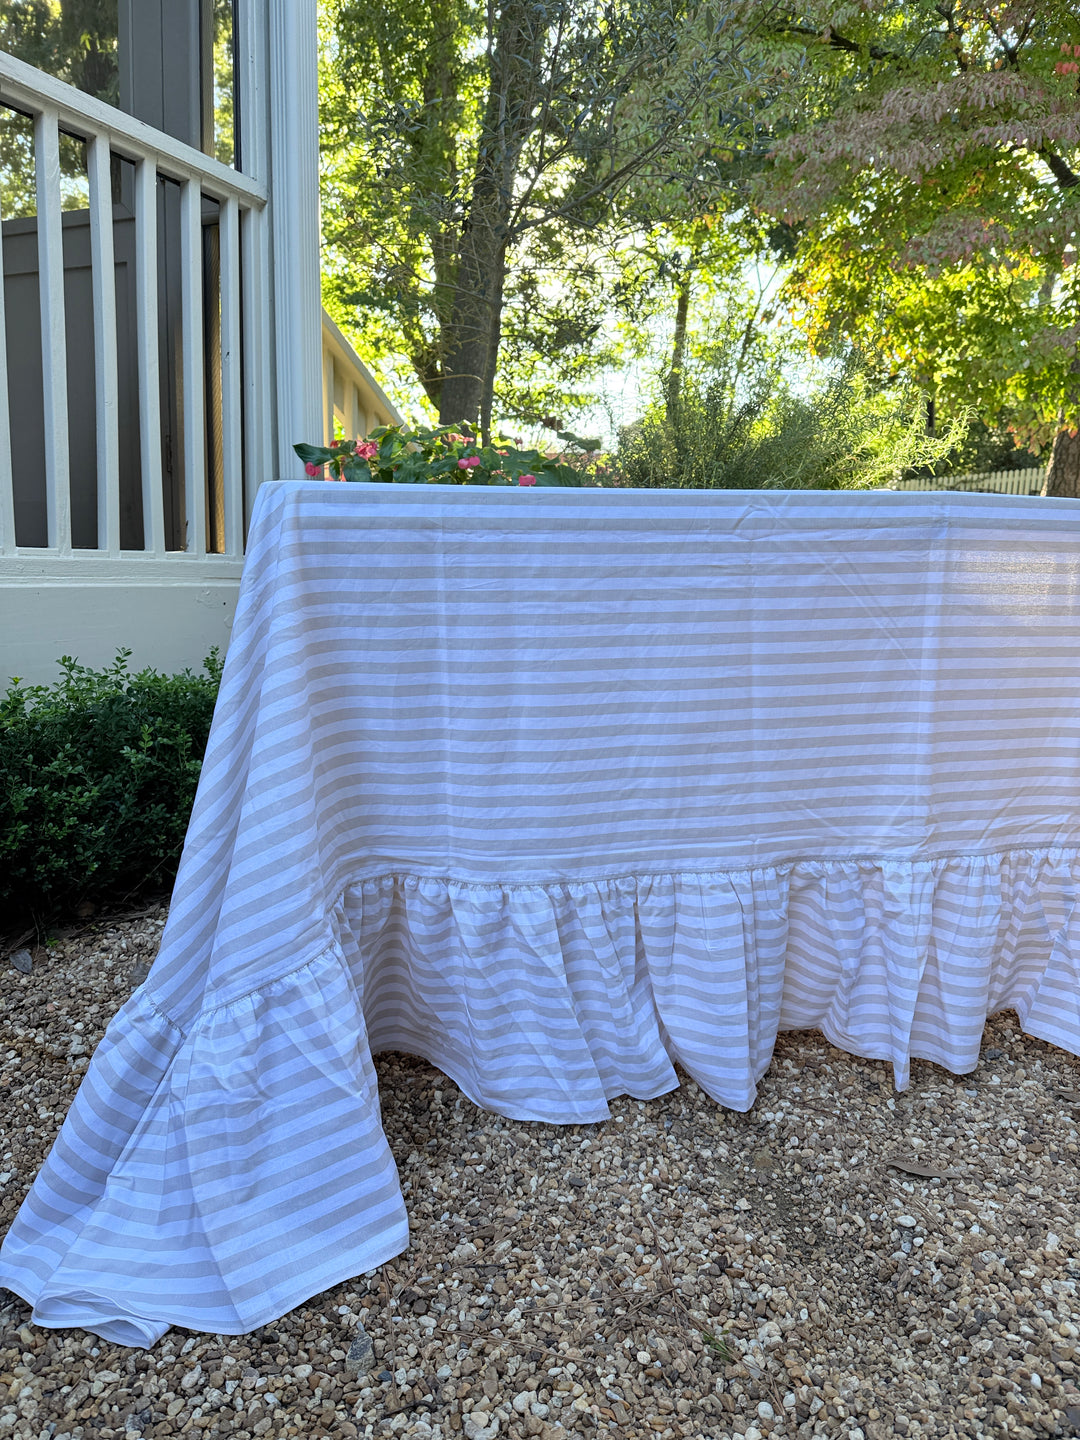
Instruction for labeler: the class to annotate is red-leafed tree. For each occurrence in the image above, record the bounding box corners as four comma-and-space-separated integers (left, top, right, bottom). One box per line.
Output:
755, 2, 1080, 493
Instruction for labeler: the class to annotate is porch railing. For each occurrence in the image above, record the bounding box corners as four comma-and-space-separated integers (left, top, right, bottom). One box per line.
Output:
321, 311, 401, 445
0, 49, 271, 563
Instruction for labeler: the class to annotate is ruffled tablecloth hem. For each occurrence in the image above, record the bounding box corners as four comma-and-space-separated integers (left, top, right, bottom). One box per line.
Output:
3, 847, 1079, 1343
0, 1221, 410, 1348
0, 951, 409, 1346
342, 849, 1080, 1114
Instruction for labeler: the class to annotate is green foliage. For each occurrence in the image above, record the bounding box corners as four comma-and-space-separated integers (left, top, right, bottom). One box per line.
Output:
0, 650, 222, 928
294, 424, 583, 487
618, 356, 961, 491
318, 0, 483, 415
319, 0, 781, 431
700, 1328, 733, 1365
210, 0, 236, 167
753, 1, 1080, 452
906, 419, 1042, 481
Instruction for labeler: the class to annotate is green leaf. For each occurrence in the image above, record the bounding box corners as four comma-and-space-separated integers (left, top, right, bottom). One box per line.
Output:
392, 454, 431, 483
557, 430, 602, 451
428, 456, 460, 476
294, 442, 334, 465
537, 464, 583, 486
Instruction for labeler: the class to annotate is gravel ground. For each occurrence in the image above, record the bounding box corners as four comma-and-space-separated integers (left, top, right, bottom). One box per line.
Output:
2, 905, 1080, 1440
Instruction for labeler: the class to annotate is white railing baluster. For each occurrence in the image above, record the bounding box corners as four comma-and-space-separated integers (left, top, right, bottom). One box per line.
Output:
134, 156, 165, 554
0, 207, 15, 554
347, 382, 362, 442
34, 109, 71, 554
87, 133, 120, 554
323, 352, 334, 447
219, 194, 242, 557
180, 178, 206, 556
241, 206, 272, 526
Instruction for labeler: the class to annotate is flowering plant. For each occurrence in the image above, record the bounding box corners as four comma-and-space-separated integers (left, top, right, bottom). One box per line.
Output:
294, 424, 584, 487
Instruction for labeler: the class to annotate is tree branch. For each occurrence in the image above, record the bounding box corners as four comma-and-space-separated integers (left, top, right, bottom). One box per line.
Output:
768, 23, 904, 64
1039, 145, 1080, 191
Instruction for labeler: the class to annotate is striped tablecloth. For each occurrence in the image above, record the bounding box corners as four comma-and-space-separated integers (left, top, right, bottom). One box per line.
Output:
4, 481, 1080, 1346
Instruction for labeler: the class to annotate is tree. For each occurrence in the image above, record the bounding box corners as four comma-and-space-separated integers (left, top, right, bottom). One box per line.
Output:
753, 2, 1080, 493
321, 0, 781, 439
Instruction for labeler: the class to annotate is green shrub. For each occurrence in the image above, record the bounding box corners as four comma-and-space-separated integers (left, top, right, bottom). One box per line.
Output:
618, 361, 964, 491
1, 649, 222, 930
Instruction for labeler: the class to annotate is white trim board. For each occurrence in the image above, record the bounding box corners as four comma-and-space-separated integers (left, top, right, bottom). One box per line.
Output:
1, 568, 243, 687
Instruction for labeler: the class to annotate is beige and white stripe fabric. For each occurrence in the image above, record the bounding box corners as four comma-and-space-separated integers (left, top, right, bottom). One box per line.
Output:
4, 482, 1080, 1345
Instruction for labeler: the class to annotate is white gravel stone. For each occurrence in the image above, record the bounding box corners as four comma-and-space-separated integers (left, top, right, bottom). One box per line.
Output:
463, 1411, 499, 1439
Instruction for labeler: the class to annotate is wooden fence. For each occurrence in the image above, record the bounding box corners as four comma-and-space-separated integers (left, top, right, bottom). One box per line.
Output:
891, 467, 1047, 496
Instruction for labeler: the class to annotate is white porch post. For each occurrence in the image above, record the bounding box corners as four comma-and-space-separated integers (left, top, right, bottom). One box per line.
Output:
268, 0, 322, 479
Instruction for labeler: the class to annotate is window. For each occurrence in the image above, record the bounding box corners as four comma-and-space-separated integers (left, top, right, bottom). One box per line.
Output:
0, 0, 237, 165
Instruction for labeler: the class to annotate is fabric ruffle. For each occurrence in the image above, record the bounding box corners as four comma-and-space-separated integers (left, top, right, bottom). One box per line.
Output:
0, 953, 408, 1347
343, 848, 1080, 1116
3, 847, 1078, 1345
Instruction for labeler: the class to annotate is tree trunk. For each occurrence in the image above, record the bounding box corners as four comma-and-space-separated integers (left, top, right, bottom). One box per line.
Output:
665, 271, 691, 422
438, 218, 506, 429
479, 261, 506, 446
440, 233, 504, 423
1042, 355, 1080, 497
1043, 426, 1080, 497
438, 0, 544, 431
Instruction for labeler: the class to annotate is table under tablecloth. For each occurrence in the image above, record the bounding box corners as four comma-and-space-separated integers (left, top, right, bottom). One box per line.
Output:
4, 481, 1080, 1346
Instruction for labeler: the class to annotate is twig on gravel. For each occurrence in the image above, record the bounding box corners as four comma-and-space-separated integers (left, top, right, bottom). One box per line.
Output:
377, 1264, 402, 1409
54, 899, 169, 945
644, 1211, 696, 1331
1, 928, 36, 962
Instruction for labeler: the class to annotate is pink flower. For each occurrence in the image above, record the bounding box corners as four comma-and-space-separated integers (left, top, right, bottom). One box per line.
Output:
356, 441, 379, 459
304, 462, 320, 477
457, 458, 470, 469
466, 456, 482, 468
518, 474, 536, 486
